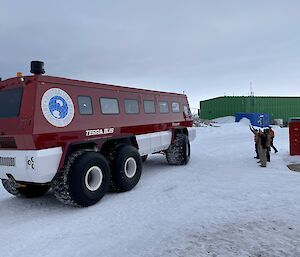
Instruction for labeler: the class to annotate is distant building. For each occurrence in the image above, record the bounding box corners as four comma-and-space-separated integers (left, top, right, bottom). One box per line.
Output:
200, 96, 300, 124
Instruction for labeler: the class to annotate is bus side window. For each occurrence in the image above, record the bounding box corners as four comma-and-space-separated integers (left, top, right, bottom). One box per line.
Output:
144, 100, 156, 113
100, 98, 120, 114
78, 96, 93, 115
125, 99, 139, 114
172, 102, 180, 113
159, 101, 169, 113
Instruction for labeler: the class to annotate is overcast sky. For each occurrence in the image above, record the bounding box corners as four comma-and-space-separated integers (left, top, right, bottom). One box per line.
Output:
1, 0, 300, 108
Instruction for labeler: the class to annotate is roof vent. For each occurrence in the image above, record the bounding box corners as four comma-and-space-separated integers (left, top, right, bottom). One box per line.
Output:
30, 61, 45, 75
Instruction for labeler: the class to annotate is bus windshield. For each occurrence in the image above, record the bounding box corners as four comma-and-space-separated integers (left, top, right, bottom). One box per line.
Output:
0, 87, 23, 118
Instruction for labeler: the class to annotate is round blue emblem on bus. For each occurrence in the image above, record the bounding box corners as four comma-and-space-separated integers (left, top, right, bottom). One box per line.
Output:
48, 96, 69, 119
41, 88, 74, 127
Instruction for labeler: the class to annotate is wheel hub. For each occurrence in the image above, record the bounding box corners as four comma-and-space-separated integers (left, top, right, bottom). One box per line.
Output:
124, 157, 137, 178
85, 166, 103, 191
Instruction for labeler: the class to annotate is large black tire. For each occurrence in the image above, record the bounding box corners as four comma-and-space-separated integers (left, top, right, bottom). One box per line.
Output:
111, 145, 142, 192
1, 178, 50, 198
52, 151, 110, 207
166, 134, 190, 165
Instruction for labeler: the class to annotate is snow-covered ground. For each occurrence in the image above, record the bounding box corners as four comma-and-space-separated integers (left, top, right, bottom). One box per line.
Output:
1, 121, 300, 257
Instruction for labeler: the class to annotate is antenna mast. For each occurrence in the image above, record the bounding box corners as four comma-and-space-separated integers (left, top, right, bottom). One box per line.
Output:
250, 81, 254, 96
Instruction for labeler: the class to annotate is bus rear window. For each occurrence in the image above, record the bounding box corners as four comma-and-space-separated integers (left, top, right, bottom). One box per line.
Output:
0, 87, 23, 118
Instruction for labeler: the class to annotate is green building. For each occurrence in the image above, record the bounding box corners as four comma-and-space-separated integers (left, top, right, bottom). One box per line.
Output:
200, 96, 300, 123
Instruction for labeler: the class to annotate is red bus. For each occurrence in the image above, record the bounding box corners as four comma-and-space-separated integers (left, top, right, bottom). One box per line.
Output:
0, 61, 196, 206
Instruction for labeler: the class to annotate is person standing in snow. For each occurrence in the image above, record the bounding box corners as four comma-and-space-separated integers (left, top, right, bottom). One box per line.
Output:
249, 125, 259, 159
264, 129, 272, 162
258, 130, 271, 167
268, 126, 278, 153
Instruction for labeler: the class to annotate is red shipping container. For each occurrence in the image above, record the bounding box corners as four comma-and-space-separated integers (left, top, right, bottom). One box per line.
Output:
289, 118, 300, 155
